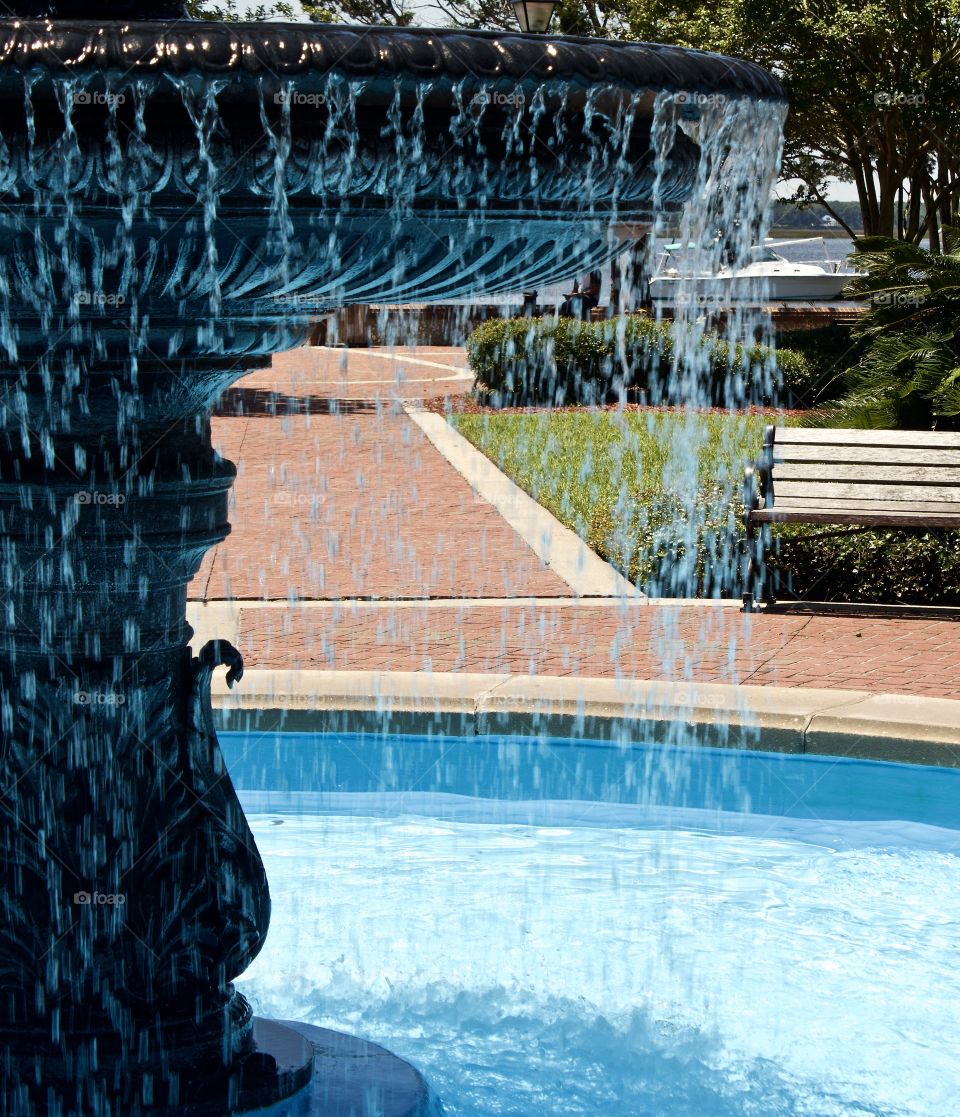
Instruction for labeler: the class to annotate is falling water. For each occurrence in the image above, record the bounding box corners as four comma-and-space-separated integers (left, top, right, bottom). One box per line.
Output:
8, 46, 947, 1117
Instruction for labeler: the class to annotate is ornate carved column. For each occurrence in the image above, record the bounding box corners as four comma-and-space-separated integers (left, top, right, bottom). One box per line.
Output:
0, 418, 314, 1111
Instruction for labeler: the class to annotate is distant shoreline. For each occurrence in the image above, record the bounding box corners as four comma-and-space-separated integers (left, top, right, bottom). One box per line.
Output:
768, 227, 861, 239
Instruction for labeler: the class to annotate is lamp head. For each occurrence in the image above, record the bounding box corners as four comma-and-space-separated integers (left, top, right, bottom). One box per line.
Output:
512, 0, 559, 34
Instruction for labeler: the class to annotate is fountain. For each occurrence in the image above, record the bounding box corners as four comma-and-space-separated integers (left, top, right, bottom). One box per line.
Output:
0, 3, 784, 1113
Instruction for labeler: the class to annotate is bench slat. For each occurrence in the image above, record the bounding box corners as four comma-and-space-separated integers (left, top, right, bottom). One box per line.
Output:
772, 496, 960, 514
774, 480, 960, 503
773, 463, 960, 484
751, 508, 960, 527
775, 428, 960, 448
773, 446, 960, 466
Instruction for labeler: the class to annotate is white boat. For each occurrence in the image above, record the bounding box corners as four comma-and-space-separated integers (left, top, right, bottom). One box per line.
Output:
648, 237, 861, 304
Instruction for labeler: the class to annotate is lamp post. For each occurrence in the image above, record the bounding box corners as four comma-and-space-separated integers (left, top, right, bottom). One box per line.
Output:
512, 0, 559, 33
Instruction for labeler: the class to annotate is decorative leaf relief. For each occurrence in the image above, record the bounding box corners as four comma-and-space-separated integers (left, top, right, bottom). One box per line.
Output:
0, 665, 267, 1016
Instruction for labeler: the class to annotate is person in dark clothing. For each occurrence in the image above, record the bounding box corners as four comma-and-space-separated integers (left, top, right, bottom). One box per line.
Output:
558, 269, 602, 319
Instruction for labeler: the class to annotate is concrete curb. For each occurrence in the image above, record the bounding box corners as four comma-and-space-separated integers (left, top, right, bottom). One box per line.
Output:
403, 404, 638, 598
211, 669, 960, 767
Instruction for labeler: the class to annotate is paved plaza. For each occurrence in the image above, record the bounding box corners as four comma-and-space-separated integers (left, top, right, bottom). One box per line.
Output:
189, 345, 960, 700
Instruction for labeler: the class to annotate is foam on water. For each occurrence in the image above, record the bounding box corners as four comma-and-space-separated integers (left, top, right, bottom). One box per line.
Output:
236, 801, 960, 1117
227, 735, 960, 1117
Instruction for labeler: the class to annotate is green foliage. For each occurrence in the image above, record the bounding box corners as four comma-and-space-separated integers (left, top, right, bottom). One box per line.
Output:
820, 232, 960, 428
452, 409, 766, 595
773, 324, 867, 406
452, 409, 960, 603
767, 526, 960, 606
774, 348, 823, 404
186, 0, 412, 22
847, 230, 960, 337
301, 2, 337, 18
465, 315, 816, 407
315, 0, 414, 23
820, 332, 960, 429
186, 0, 298, 19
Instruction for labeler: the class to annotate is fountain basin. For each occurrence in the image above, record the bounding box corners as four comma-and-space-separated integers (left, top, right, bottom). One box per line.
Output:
0, 21, 785, 427
227, 729, 960, 1117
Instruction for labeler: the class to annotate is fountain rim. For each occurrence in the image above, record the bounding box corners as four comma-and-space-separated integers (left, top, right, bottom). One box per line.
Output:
0, 19, 786, 103
212, 667, 960, 765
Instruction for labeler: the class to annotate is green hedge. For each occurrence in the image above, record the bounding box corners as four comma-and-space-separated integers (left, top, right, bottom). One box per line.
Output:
766, 526, 960, 605
773, 325, 868, 407
466, 315, 817, 407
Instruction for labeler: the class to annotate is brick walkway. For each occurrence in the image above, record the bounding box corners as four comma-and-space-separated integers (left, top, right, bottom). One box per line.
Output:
192, 345, 960, 699
195, 348, 568, 600
230, 604, 960, 699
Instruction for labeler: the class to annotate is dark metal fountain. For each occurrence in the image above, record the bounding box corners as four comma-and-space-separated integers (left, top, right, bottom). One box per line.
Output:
0, 3, 782, 1113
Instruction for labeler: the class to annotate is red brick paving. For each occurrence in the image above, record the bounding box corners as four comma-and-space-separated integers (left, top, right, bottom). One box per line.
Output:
191, 345, 960, 700
234, 604, 960, 699
194, 346, 569, 600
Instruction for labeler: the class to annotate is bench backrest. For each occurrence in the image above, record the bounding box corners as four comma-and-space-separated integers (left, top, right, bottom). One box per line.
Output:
766, 426, 960, 515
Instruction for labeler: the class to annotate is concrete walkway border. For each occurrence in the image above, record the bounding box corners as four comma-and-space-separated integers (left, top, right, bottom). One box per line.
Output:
212, 669, 960, 768
403, 403, 638, 598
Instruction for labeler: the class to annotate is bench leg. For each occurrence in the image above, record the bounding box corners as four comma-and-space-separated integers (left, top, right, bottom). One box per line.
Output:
742, 525, 757, 612
742, 522, 772, 612
761, 523, 778, 606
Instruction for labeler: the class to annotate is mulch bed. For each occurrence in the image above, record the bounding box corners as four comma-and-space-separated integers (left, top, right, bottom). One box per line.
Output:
423, 392, 810, 420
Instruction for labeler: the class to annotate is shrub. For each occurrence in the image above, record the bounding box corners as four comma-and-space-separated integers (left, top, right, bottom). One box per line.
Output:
773, 324, 866, 406
466, 315, 815, 408
822, 232, 960, 429
766, 526, 960, 605
466, 316, 668, 404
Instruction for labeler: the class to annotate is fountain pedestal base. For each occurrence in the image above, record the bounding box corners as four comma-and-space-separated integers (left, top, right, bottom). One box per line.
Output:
263, 1022, 441, 1117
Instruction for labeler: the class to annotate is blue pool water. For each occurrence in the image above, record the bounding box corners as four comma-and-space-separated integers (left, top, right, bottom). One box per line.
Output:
225, 733, 960, 1117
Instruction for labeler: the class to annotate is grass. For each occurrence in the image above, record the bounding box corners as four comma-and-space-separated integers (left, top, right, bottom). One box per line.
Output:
452, 407, 960, 604
453, 409, 772, 596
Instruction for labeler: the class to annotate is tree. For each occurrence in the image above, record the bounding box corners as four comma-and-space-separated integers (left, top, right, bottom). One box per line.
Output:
613, 0, 960, 243
732, 0, 960, 246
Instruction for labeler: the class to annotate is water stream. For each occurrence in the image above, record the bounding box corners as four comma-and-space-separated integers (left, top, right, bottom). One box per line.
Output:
0, 51, 842, 1117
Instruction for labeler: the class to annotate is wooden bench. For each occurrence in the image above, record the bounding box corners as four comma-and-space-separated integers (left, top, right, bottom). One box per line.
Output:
742, 426, 960, 609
